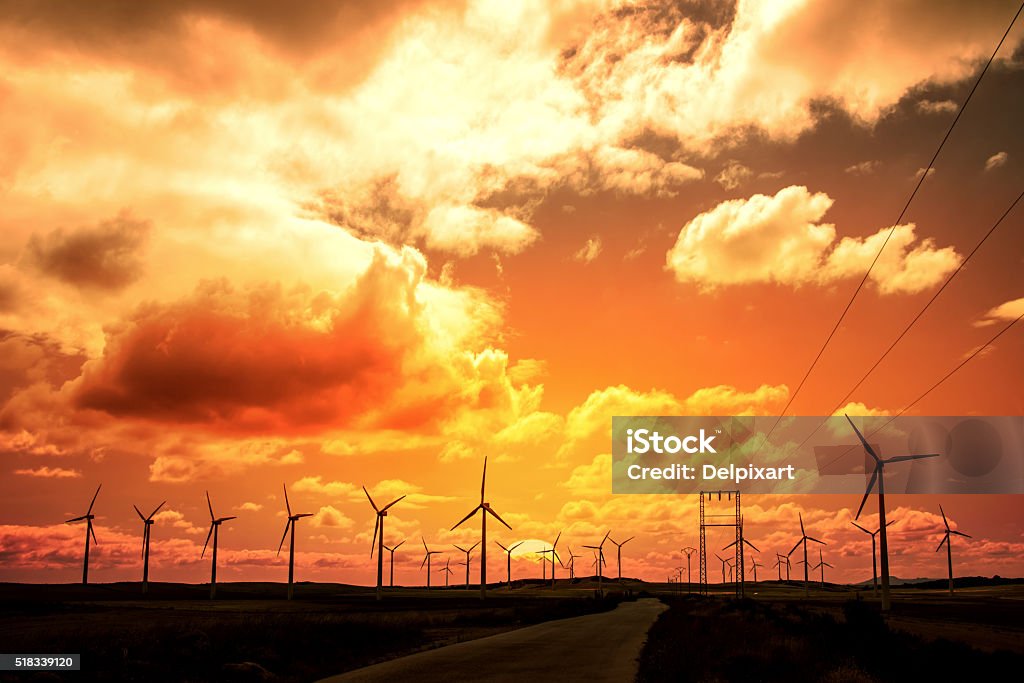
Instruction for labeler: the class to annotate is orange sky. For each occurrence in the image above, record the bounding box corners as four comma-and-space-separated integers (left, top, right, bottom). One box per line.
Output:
1, 0, 1023, 587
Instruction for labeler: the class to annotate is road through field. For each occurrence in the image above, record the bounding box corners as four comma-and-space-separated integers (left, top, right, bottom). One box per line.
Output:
319, 598, 667, 682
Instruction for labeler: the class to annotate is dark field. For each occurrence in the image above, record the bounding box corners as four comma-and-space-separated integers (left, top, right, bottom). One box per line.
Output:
0, 581, 624, 682
638, 587, 1024, 683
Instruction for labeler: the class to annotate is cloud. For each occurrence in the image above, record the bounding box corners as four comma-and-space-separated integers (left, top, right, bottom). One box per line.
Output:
714, 161, 753, 190
984, 151, 1008, 171
666, 185, 961, 294
844, 160, 878, 175
915, 99, 957, 115
235, 502, 263, 512
310, 505, 354, 529
153, 509, 204, 535
13, 465, 80, 478
26, 213, 150, 291
832, 402, 889, 417
976, 297, 1024, 326
573, 236, 602, 264
419, 205, 539, 256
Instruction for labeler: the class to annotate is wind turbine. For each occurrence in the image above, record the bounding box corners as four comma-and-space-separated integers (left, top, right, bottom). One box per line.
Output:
681, 547, 696, 593
132, 499, 165, 594
608, 536, 634, 581
567, 545, 582, 580
726, 558, 734, 583
787, 512, 825, 597
364, 485, 405, 600
65, 484, 101, 585
202, 491, 236, 600
495, 540, 523, 588
383, 539, 405, 588
453, 541, 480, 588
847, 414, 938, 611
851, 520, 894, 596
451, 456, 511, 599
936, 505, 971, 595
772, 553, 791, 581
539, 531, 563, 588
748, 554, 763, 583
714, 553, 729, 584
420, 538, 441, 589
278, 484, 313, 600
589, 550, 606, 581
723, 518, 759, 593
439, 557, 454, 587
812, 547, 833, 587
583, 531, 610, 595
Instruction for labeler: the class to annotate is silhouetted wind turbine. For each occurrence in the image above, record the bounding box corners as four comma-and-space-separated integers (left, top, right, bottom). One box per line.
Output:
583, 531, 610, 594
609, 536, 634, 581
714, 553, 729, 584
567, 545, 582, 580
364, 485, 405, 600
420, 538, 441, 589
773, 552, 792, 581
723, 518, 759, 592
132, 499, 165, 594
383, 539, 405, 588
788, 512, 825, 597
812, 547, 833, 587
681, 546, 696, 593
454, 541, 480, 588
937, 505, 971, 595
65, 484, 101, 585
748, 554, 763, 583
495, 540, 523, 588
847, 414, 938, 611
202, 491, 236, 600
439, 557, 454, 587
539, 531, 563, 588
851, 519, 894, 596
278, 484, 313, 600
451, 456, 511, 599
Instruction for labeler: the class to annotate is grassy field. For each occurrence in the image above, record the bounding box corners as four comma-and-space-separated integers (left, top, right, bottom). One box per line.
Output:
0, 581, 624, 682
637, 584, 1024, 683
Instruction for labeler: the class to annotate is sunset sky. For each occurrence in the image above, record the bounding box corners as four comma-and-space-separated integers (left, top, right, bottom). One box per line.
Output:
1, 0, 1023, 587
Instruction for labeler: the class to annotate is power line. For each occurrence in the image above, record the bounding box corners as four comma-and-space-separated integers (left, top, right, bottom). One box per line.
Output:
820, 311, 1023, 472
754, 1, 1024, 452
791, 187, 1024, 452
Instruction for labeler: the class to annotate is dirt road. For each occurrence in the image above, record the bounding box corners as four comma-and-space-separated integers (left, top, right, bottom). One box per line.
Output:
319, 598, 667, 682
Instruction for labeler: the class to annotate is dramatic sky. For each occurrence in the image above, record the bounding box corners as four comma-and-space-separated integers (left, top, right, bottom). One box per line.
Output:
1, 0, 1023, 586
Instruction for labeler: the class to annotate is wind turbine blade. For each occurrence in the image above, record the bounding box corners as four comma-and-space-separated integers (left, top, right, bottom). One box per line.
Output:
714, 553, 724, 562
939, 504, 949, 530
722, 540, 738, 550
371, 515, 380, 556
624, 536, 635, 545
296, 513, 314, 519
90, 521, 98, 545
845, 414, 880, 463
394, 540, 405, 549
420, 554, 428, 569
553, 531, 562, 548
807, 537, 826, 545
149, 501, 166, 520
283, 483, 292, 517
451, 505, 481, 531
202, 524, 214, 558
87, 484, 101, 515
278, 520, 291, 556
469, 541, 480, 552
65, 515, 87, 524
851, 522, 870, 534
454, 544, 467, 553
133, 505, 146, 522
799, 513, 805, 535
495, 541, 508, 551
362, 486, 378, 513
951, 530, 972, 538
480, 456, 487, 504
381, 495, 406, 512
855, 467, 878, 520
485, 506, 512, 530
142, 525, 148, 559
743, 539, 760, 552
422, 537, 428, 552
511, 541, 524, 551
884, 453, 939, 464
936, 534, 949, 552
206, 491, 214, 520
787, 540, 801, 557
601, 530, 610, 545
219, 516, 237, 522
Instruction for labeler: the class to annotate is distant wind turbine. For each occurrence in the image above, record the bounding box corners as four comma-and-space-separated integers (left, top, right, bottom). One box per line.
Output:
439, 557, 454, 587
788, 512, 825, 597
278, 484, 313, 600
132, 499, 165, 594
609, 536, 634, 581
202, 491, 236, 600
748, 554, 763, 583
812, 547, 833, 587
454, 541, 480, 588
539, 531, 564, 588
851, 519, 894, 596
495, 540, 523, 588
65, 484, 101, 585
364, 485, 405, 600
714, 553, 729, 584
583, 531, 611, 595
681, 547, 696, 593
420, 538, 441, 589
383, 539, 405, 588
936, 505, 971, 595
567, 545, 582, 580
451, 456, 512, 600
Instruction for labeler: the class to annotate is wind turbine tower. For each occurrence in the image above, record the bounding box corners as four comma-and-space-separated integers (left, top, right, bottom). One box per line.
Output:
65, 484, 101, 585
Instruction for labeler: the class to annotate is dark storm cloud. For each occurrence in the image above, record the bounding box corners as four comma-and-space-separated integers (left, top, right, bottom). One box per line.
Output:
27, 213, 150, 291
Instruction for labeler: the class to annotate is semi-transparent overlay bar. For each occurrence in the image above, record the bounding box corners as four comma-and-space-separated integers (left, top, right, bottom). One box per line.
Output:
611, 416, 1024, 494
0, 654, 81, 671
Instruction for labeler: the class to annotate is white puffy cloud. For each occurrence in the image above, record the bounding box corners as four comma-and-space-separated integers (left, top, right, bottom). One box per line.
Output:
976, 296, 1024, 326
666, 185, 961, 294
573, 236, 603, 264
984, 151, 1008, 171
